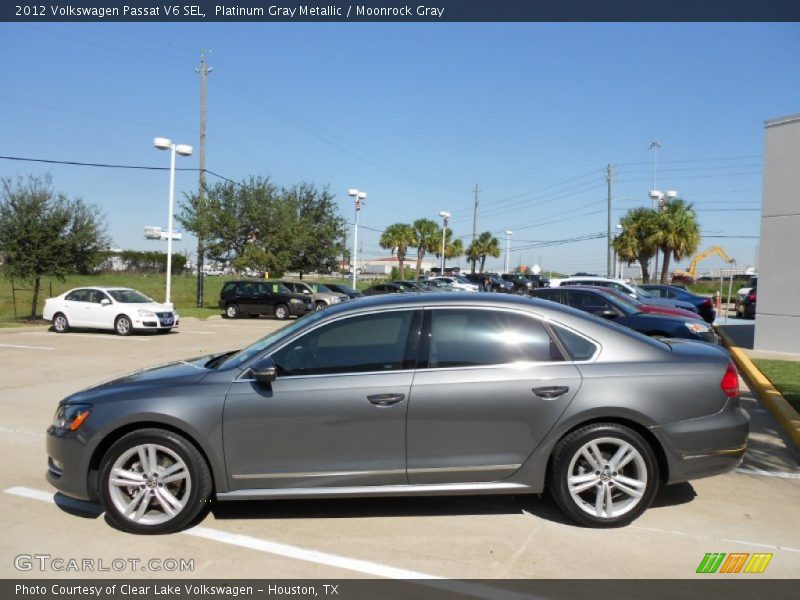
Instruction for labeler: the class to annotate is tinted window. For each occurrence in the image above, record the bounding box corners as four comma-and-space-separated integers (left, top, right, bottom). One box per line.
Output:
567, 292, 615, 313
108, 290, 152, 303
550, 324, 598, 361
65, 289, 91, 302
271, 311, 415, 376
425, 309, 562, 368
89, 290, 109, 304
222, 282, 236, 295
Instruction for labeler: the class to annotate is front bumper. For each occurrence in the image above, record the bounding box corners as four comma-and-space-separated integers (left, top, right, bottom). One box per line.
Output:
46, 426, 94, 501
653, 397, 750, 484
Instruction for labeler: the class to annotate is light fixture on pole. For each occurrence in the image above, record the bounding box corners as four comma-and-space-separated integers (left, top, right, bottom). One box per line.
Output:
438, 211, 450, 274
648, 189, 678, 282
347, 188, 367, 289
504, 230, 513, 274
154, 137, 193, 307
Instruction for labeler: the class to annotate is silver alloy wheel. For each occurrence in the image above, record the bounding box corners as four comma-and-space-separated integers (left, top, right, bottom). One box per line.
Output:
566, 436, 647, 520
275, 305, 288, 319
107, 443, 192, 526
116, 316, 131, 335
315, 301, 326, 311
53, 314, 68, 332
226, 304, 238, 318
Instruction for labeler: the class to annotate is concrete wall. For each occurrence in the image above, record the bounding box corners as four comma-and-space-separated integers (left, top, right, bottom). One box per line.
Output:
754, 113, 800, 356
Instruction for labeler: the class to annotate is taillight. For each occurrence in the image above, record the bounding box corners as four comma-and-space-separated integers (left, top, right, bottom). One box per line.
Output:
702, 298, 712, 307
748, 293, 756, 302
721, 363, 740, 398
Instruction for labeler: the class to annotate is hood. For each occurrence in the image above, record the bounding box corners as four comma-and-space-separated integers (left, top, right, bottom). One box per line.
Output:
62, 354, 216, 404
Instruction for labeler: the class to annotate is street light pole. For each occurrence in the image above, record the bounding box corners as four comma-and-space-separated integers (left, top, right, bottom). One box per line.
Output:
439, 211, 450, 274
348, 189, 366, 289
154, 137, 193, 307
504, 230, 513, 274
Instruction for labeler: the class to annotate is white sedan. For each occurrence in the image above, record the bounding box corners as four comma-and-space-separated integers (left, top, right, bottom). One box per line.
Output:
427, 276, 480, 292
43, 287, 179, 336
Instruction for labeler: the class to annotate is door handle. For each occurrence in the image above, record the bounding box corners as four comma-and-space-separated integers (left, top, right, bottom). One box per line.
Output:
532, 386, 570, 399
367, 393, 405, 407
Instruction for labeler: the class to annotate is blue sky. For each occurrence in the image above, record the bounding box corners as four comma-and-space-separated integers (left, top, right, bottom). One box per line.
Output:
1, 22, 797, 274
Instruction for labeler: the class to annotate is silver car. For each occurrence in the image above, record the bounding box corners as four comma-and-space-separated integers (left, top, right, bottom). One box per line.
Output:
279, 280, 349, 310
46, 294, 748, 534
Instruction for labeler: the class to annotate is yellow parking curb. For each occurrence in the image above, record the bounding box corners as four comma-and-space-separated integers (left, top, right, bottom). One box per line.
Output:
716, 326, 800, 450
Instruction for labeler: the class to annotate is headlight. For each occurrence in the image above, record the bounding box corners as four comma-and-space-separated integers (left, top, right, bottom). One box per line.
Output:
331, 297, 340, 304
52, 404, 91, 431
685, 322, 710, 334
138, 309, 155, 317
289, 298, 302, 304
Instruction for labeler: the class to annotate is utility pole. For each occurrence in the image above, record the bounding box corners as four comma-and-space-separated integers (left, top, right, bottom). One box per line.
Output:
607, 163, 613, 278
195, 50, 212, 307
471, 183, 480, 242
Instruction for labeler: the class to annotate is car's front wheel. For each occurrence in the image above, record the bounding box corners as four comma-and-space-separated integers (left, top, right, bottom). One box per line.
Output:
114, 315, 133, 336
315, 301, 327, 311
53, 313, 70, 333
549, 423, 658, 528
225, 304, 240, 319
98, 429, 212, 534
274, 304, 289, 320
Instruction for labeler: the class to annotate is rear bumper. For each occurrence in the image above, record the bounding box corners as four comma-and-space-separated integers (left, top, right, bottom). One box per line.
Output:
652, 398, 750, 484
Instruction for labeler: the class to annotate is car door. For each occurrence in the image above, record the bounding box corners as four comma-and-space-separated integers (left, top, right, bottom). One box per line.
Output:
84, 290, 114, 329
406, 307, 582, 484
223, 308, 421, 489
62, 289, 92, 327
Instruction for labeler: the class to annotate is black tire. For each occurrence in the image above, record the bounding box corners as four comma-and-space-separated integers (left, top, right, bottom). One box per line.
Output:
315, 301, 327, 311
114, 315, 133, 336
548, 423, 658, 528
98, 428, 212, 535
274, 304, 289, 320
225, 304, 240, 319
52, 312, 70, 333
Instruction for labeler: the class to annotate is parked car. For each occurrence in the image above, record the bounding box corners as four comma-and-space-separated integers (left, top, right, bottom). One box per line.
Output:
276, 280, 349, 310
46, 293, 748, 534
219, 280, 313, 320
501, 273, 542, 293
323, 283, 361, 299
427, 276, 480, 292
361, 283, 407, 296
548, 276, 698, 314
43, 287, 179, 336
463, 273, 513, 293
392, 280, 428, 292
737, 284, 757, 319
574, 286, 700, 320
529, 286, 719, 344
640, 284, 716, 324
735, 276, 758, 306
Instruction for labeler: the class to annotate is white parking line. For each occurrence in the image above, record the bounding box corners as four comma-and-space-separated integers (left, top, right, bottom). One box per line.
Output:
0, 343, 54, 350
628, 525, 800, 553
18, 332, 150, 342
3, 486, 542, 600
178, 331, 216, 335
736, 467, 800, 480
0, 426, 45, 437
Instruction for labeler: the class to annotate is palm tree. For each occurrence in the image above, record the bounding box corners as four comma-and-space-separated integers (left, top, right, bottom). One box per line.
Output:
466, 231, 501, 273
434, 230, 464, 272
379, 223, 415, 279
411, 218, 440, 280
650, 199, 700, 284
613, 208, 658, 283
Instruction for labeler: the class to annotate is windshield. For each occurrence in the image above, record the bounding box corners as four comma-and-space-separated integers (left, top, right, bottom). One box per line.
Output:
331, 284, 358, 295
219, 310, 328, 369
108, 290, 154, 303
591, 290, 639, 316
633, 285, 654, 298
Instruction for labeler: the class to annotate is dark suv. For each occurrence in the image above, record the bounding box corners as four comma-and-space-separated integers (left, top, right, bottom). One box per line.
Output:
463, 273, 513, 293
219, 280, 313, 320
501, 273, 543, 293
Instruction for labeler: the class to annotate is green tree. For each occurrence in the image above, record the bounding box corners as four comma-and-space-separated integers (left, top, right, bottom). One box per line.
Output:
411, 218, 440, 280
466, 231, 501, 273
650, 199, 700, 284
0, 174, 109, 318
285, 184, 347, 279
613, 207, 658, 283
379, 223, 415, 280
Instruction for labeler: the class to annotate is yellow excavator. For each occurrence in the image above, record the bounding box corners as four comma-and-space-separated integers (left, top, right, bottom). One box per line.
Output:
672, 246, 734, 284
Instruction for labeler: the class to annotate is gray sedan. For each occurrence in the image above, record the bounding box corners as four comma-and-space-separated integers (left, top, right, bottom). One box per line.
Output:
46, 294, 748, 534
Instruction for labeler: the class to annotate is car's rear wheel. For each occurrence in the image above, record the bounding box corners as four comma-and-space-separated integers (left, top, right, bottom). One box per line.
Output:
225, 304, 240, 319
53, 313, 70, 333
98, 429, 212, 534
274, 304, 289, 320
114, 315, 133, 336
549, 423, 658, 528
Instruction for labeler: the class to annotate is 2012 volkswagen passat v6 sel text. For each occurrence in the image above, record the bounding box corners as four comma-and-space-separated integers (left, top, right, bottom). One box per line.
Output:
46, 294, 749, 534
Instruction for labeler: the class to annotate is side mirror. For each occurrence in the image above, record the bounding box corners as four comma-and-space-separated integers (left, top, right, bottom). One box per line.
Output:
595, 309, 618, 319
251, 356, 277, 384
100, 298, 111, 306
303, 289, 311, 294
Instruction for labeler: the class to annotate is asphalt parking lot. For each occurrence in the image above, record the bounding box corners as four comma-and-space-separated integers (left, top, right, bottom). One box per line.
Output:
1, 317, 799, 580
